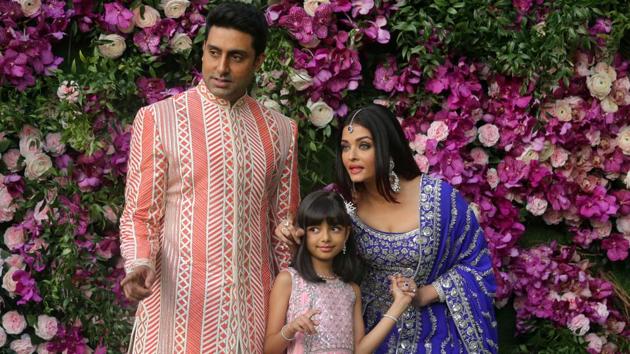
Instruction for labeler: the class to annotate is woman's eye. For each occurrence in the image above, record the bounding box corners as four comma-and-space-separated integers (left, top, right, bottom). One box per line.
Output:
359, 143, 371, 150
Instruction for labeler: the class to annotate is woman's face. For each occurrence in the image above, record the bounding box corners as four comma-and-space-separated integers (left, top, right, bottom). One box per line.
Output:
340, 124, 376, 184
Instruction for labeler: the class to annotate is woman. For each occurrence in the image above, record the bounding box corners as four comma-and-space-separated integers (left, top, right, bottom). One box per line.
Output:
278, 104, 498, 353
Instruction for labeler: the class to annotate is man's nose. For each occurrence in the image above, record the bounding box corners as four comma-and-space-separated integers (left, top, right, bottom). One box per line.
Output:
216, 55, 229, 75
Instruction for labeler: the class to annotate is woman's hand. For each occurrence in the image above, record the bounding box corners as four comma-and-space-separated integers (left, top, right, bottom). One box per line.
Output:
389, 275, 413, 309
285, 309, 321, 337
394, 275, 417, 298
274, 216, 305, 249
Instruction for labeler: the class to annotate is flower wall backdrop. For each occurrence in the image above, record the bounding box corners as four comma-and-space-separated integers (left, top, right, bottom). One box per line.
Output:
0, 0, 629, 352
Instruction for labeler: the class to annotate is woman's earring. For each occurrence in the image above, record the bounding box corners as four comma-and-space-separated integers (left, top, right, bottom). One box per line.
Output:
389, 158, 400, 193
343, 243, 347, 255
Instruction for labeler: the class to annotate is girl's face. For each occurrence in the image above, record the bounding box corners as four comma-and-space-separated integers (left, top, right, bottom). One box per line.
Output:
340, 124, 376, 184
305, 221, 349, 262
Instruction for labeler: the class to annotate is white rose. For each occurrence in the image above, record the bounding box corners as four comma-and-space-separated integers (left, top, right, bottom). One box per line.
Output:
526, 196, 548, 216
97, 34, 126, 59
160, 0, 190, 19
169, 33, 192, 53
18, 0, 41, 17
307, 99, 334, 128
616, 126, 630, 155
587, 72, 613, 100
34, 315, 58, 341
56, 80, 80, 103
24, 152, 52, 180
259, 96, 282, 112
518, 146, 539, 163
552, 99, 572, 121
304, 0, 330, 16
133, 5, 160, 28
289, 69, 313, 91
567, 314, 590, 336
617, 215, 630, 235
601, 96, 618, 113
585, 333, 604, 353
593, 62, 617, 82
486, 168, 499, 189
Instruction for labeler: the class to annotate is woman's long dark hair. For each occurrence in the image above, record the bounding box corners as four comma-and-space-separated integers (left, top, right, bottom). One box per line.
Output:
335, 104, 421, 203
291, 190, 361, 283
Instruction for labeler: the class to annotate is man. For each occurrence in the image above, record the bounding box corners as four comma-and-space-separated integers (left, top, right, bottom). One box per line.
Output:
119, 2, 299, 353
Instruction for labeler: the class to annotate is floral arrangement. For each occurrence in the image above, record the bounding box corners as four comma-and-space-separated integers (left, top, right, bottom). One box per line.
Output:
0, 0, 628, 352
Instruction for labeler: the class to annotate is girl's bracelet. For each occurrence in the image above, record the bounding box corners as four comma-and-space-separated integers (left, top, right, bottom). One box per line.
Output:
382, 314, 398, 323
280, 325, 295, 341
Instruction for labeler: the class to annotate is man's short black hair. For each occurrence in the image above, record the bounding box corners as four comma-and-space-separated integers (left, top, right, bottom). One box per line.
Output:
205, 1, 268, 57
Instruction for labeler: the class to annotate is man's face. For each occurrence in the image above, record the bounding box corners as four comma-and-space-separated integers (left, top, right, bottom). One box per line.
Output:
201, 26, 264, 104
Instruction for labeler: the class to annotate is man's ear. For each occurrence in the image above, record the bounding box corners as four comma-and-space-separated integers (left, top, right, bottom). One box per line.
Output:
254, 53, 265, 70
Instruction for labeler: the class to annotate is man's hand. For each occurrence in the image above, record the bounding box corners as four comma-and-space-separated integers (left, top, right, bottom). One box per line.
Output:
121, 265, 156, 302
274, 214, 305, 249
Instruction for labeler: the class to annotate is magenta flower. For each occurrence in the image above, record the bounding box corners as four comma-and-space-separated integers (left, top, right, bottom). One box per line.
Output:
601, 234, 629, 261
576, 186, 618, 222
13, 270, 43, 304
363, 16, 390, 44
373, 56, 398, 92
512, 0, 533, 14
351, 0, 374, 17
497, 156, 529, 187
103, 3, 134, 33
278, 7, 314, 45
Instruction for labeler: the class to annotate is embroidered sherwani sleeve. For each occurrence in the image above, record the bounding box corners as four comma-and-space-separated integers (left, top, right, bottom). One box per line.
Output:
270, 120, 299, 270
119, 106, 167, 274
431, 189, 498, 353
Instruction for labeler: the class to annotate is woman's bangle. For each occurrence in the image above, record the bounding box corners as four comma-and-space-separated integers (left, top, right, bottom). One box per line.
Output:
382, 314, 398, 323
280, 325, 295, 341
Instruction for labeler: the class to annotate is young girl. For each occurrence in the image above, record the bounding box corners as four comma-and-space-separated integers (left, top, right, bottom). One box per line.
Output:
264, 190, 413, 354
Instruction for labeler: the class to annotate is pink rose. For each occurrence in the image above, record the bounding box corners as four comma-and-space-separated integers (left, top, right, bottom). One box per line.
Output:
34, 315, 58, 341
2, 267, 20, 293
427, 121, 449, 142
2, 149, 22, 172
616, 215, 630, 235
593, 303, 609, 323
585, 333, 604, 353
486, 168, 499, 189
478, 124, 499, 147
410, 134, 428, 154
18, 125, 42, 159
470, 147, 488, 165
550, 146, 569, 168
56, 80, 80, 103
568, 314, 590, 336
543, 209, 563, 225
44, 133, 65, 156
586, 130, 601, 146
602, 343, 618, 354
102, 206, 118, 223
575, 52, 592, 77
0, 185, 16, 222
611, 77, 630, 106
9, 334, 35, 354
24, 152, 52, 180
414, 154, 429, 173
2, 311, 27, 335
5, 255, 24, 268
3, 226, 25, 251
0, 327, 5, 347
591, 220, 612, 238
526, 196, 548, 216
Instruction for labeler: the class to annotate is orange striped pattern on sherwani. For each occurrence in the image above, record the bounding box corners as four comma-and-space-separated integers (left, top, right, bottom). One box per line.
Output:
119, 82, 299, 353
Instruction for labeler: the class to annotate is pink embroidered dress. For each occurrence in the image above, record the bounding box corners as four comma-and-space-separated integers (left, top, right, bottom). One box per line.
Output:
285, 267, 355, 354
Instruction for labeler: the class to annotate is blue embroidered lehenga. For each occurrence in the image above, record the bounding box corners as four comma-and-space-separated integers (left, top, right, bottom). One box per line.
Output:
352, 175, 498, 353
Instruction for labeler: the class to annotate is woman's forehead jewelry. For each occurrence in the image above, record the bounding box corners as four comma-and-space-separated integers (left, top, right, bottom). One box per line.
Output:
347, 109, 364, 133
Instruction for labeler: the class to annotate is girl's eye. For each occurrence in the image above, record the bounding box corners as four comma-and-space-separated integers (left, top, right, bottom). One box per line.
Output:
331, 225, 344, 232
308, 226, 320, 233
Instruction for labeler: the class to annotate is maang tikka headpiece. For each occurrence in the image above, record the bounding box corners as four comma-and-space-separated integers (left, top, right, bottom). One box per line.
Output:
347, 109, 364, 133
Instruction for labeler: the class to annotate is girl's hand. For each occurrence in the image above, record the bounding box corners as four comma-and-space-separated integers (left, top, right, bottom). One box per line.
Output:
286, 309, 321, 337
389, 276, 413, 308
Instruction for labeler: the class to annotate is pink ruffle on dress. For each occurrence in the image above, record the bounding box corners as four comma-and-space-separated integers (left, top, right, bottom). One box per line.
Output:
285, 267, 356, 354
